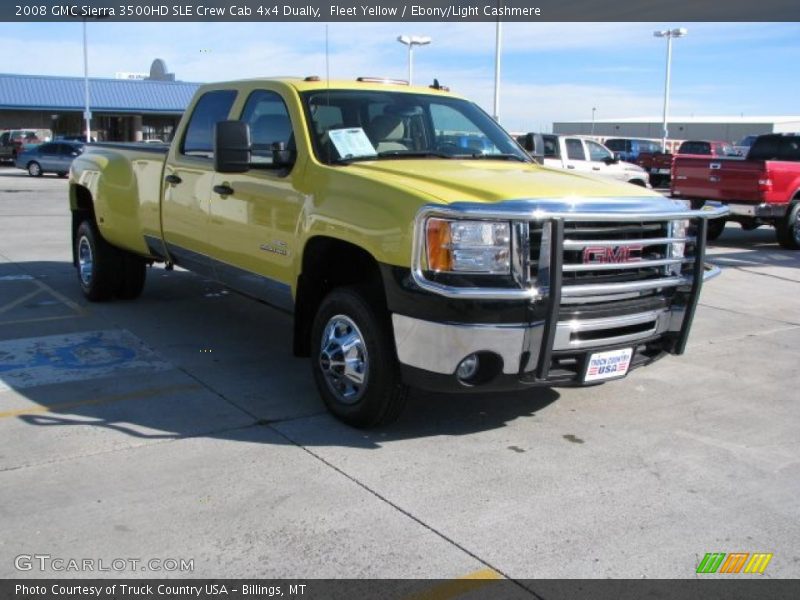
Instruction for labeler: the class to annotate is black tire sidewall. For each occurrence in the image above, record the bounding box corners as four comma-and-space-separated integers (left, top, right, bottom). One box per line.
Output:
706, 219, 726, 241
75, 220, 120, 301
777, 202, 800, 250
310, 287, 403, 428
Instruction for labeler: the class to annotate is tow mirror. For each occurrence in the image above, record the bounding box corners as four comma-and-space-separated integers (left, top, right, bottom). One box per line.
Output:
522, 133, 545, 165
271, 141, 294, 169
214, 120, 251, 173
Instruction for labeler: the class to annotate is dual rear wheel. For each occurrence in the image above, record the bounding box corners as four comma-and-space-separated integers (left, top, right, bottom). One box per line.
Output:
75, 220, 147, 301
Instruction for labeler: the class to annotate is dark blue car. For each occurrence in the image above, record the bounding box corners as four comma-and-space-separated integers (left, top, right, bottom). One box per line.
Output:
604, 138, 663, 162
15, 141, 84, 177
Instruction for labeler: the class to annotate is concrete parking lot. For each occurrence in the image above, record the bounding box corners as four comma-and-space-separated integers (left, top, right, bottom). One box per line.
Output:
0, 167, 798, 581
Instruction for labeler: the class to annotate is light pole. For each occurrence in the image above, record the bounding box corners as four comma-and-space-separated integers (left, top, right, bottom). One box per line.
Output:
493, 19, 502, 121
396, 35, 431, 85
82, 19, 91, 143
591, 107, 597, 135
654, 27, 687, 152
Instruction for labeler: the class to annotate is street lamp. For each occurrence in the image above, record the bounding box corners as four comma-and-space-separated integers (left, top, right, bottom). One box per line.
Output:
493, 19, 502, 121
397, 35, 431, 85
591, 107, 597, 135
82, 19, 91, 143
654, 27, 688, 152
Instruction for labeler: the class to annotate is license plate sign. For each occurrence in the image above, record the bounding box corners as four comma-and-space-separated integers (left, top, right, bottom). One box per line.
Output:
584, 348, 633, 383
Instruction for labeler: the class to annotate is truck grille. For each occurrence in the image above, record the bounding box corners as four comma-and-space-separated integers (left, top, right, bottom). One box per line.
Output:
530, 218, 698, 304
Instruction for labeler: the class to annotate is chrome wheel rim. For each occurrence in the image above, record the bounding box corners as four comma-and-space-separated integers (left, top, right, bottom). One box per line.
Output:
319, 314, 369, 404
78, 235, 93, 286
29, 163, 40, 176
793, 214, 800, 244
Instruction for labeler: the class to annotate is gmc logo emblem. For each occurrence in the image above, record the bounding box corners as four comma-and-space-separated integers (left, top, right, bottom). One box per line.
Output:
582, 245, 643, 264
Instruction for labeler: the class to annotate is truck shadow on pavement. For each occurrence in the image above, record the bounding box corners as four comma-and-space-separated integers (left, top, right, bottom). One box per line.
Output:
707, 226, 800, 272
1, 260, 560, 452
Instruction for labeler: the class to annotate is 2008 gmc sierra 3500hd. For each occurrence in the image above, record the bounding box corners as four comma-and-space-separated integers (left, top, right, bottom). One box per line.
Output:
69, 77, 727, 427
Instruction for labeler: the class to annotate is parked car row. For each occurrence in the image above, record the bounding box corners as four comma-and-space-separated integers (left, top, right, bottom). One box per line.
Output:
15, 141, 84, 177
517, 134, 650, 187
0, 129, 51, 163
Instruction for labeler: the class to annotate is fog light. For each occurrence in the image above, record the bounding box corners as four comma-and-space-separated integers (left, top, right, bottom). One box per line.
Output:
456, 354, 480, 381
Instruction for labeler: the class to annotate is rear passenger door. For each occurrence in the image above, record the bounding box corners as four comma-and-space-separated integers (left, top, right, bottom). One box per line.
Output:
162, 89, 237, 275
564, 138, 590, 173
36, 143, 61, 172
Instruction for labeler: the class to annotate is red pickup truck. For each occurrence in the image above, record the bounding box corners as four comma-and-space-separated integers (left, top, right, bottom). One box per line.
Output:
637, 140, 739, 187
671, 133, 800, 249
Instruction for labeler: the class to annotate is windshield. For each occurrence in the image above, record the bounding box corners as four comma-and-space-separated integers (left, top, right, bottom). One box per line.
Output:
301, 90, 529, 165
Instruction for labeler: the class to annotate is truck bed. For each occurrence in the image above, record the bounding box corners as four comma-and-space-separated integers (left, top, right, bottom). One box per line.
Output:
671, 156, 790, 205
74, 143, 169, 257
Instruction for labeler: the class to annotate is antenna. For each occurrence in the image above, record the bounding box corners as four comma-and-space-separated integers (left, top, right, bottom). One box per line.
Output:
325, 24, 330, 86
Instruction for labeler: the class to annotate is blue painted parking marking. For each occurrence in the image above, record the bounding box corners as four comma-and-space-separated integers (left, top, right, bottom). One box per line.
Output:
0, 330, 170, 392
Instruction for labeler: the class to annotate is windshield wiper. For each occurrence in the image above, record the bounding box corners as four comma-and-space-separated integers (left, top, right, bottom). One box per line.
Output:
334, 150, 456, 165
454, 152, 528, 162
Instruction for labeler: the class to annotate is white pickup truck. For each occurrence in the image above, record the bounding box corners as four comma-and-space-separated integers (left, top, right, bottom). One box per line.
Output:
519, 133, 650, 187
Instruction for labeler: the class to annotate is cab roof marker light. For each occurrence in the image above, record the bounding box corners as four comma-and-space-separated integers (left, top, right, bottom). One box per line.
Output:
356, 77, 409, 85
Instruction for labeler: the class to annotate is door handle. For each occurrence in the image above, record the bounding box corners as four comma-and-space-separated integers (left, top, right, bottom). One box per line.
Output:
567, 165, 575, 169
213, 184, 234, 196
164, 174, 182, 185
592, 167, 601, 170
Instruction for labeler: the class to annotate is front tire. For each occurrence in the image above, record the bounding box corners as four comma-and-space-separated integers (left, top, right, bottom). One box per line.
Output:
776, 202, 800, 250
310, 286, 408, 428
27, 161, 42, 177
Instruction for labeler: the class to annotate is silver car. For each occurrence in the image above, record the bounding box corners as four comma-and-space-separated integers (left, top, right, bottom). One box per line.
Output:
15, 141, 84, 177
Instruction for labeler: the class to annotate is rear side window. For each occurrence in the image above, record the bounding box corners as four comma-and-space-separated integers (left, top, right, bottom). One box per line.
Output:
679, 141, 711, 155
181, 90, 237, 158
605, 139, 624, 151
748, 136, 781, 160
37, 143, 57, 154
542, 135, 559, 157
565, 138, 585, 160
779, 137, 800, 161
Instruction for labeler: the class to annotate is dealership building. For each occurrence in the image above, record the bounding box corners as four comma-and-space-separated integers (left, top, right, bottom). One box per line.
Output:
0, 60, 200, 142
553, 116, 800, 144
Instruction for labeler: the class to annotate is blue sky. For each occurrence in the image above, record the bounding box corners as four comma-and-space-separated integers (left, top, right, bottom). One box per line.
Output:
3, 21, 798, 131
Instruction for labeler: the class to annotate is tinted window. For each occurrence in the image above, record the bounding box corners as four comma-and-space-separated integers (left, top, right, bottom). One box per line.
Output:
679, 141, 711, 155
604, 139, 624, 151
240, 90, 294, 164
60, 143, 83, 155
542, 135, 559, 158
748, 136, 780, 160
37, 143, 58, 154
181, 90, 237, 157
565, 138, 585, 160
586, 140, 613, 162
779, 137, 800, 161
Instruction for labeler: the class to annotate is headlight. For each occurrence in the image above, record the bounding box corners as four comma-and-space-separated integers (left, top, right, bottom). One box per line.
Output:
426, 218, 511, 274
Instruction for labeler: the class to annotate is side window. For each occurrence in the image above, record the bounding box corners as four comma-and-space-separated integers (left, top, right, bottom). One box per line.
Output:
586, 140, 613, 162
542, 136, 559, 157
240, 90, 294, 164
780, 137, 800, 162
605, 139, 623, 151
38, 143, 57, 154
0, 132, 8, 145
181, 90, 237, 158
747, 136, 780, 161
565, 138, 585, 161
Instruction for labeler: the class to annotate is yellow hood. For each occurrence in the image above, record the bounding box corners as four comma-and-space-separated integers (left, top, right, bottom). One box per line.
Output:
344, 159, 658, 203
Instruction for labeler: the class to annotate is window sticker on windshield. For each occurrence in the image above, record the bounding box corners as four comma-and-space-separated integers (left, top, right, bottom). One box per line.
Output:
328, 128, 377, 159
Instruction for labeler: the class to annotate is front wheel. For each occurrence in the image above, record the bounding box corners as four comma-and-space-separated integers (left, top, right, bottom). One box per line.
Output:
310, 286, 408, 428
776, 203, 800, 250
27, 161, 42, 177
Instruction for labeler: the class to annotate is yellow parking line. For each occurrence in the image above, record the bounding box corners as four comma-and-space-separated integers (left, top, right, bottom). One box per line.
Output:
0, 383, 202, 420
0, 289, 43, 314
404, 568, 504, 600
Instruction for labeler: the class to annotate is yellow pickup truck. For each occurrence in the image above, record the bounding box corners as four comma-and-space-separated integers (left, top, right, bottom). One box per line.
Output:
69, 77, 727, 427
